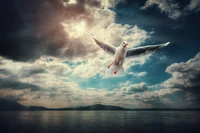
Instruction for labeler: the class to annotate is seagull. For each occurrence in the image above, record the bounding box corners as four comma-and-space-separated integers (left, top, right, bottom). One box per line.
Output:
93, 37, 169, 74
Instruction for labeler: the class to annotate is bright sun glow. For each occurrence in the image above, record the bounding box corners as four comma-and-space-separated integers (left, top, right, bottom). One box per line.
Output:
74, 21, 86, 33
62, 0, 77, 7
61, 20, 87, 38
68, 0, 77, 4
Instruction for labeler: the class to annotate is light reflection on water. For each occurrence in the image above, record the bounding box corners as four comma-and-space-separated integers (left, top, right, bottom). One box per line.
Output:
0, 111, 200, 133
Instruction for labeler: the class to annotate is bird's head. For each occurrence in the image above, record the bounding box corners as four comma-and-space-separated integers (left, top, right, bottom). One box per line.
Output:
121, 41, 128, 48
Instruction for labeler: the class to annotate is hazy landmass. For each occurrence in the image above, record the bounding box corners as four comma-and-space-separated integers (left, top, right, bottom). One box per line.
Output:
0, 98, 200, 111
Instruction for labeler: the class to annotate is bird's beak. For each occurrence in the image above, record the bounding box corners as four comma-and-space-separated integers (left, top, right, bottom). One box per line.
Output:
126, 43, 128, 47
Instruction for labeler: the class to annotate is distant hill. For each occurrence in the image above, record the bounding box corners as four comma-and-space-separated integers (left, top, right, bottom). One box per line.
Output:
0, 98, 127, 111
0, 99, 127, 111
0, 98, 47, 111
23, 106, 47, 111
0, 98, 24, 111
1, 98, 200, 111
60, 104, 128, 110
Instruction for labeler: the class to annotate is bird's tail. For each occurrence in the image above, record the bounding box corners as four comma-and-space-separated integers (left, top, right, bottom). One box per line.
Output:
110, 64, 125, 75
99, 59, 125, 77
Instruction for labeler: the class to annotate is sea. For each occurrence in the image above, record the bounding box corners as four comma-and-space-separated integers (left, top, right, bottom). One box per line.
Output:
0, 111, 200, 133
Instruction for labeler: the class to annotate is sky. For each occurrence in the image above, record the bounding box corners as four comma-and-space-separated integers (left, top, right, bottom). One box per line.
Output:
0, 0, 200, 109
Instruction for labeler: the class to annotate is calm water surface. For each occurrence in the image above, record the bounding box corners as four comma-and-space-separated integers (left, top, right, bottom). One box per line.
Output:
0, 111, 200, 133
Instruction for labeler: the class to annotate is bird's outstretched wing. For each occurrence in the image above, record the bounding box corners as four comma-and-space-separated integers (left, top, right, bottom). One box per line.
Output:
93, 37, 116, 55
126, 42, 170, 58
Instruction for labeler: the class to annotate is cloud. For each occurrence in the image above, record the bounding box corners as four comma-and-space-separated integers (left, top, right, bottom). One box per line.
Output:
0, 0, 99, 61
101, 0, 125, 8
133, 88, 182, 107
1, 0, 150, 63
0, 55, 120, 108
1, 0, 126, 61
0, 55, 182, 108
141, 0, 200, 19
0, 55, 102, 107
124, 82, 148, 93
141, 0, 182, 20
0, 0, 153, 108
1, 0, 151, 78
185, 92, 197, 101
162, 52, 200, 101
128, 71, 148, 77
0, 78, 41, 91
110, 84, 181, 108
95, 24, 150, 55
0, 56, 70, 91
163, 52, 200, 89
185, 0, 200, 12
2, 0, 187, 109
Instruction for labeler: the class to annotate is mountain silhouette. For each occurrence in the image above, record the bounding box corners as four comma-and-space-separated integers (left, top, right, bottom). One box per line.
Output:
0, 98, 47, 111
0, 98, 127, 111
1, 98, 200, 111
61, 104, 128, 110
0, 98, 24, 111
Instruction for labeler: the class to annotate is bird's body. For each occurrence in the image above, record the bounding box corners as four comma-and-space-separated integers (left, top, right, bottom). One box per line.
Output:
93, 37, 169, 74
114, 45, 126, 65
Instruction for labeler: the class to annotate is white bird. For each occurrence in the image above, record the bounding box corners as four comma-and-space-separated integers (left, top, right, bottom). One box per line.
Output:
93, 37, 169, 74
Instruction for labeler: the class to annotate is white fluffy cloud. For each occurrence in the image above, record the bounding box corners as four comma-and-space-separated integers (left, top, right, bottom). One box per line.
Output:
141, 0, 200, 19
0, 56, 108, 107
123, 82, 148, 93
100, 0, 125, 8
141, 0, 182, 20
185, 0, 200, 11
163, 52, 200, 89
128, 71, 148, 77
155, 52, 200, 104
0, 55, 182, 108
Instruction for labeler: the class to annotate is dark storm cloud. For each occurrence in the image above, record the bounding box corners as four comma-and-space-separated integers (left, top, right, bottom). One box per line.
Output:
0, 78, 41, 91
20, 67, 46, 78
0, 59, 44, 91
136, 97, 164, 107
1, 0, 102, 61
131, 89, 182, 108
164, 52, 200, 101
0, 98, 24, 110
0, 57, 46, 78
0, 69, 9, 76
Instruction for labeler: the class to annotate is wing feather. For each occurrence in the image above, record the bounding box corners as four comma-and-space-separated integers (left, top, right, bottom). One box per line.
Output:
126, 42, 169, 58
93, 37, 116, 55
